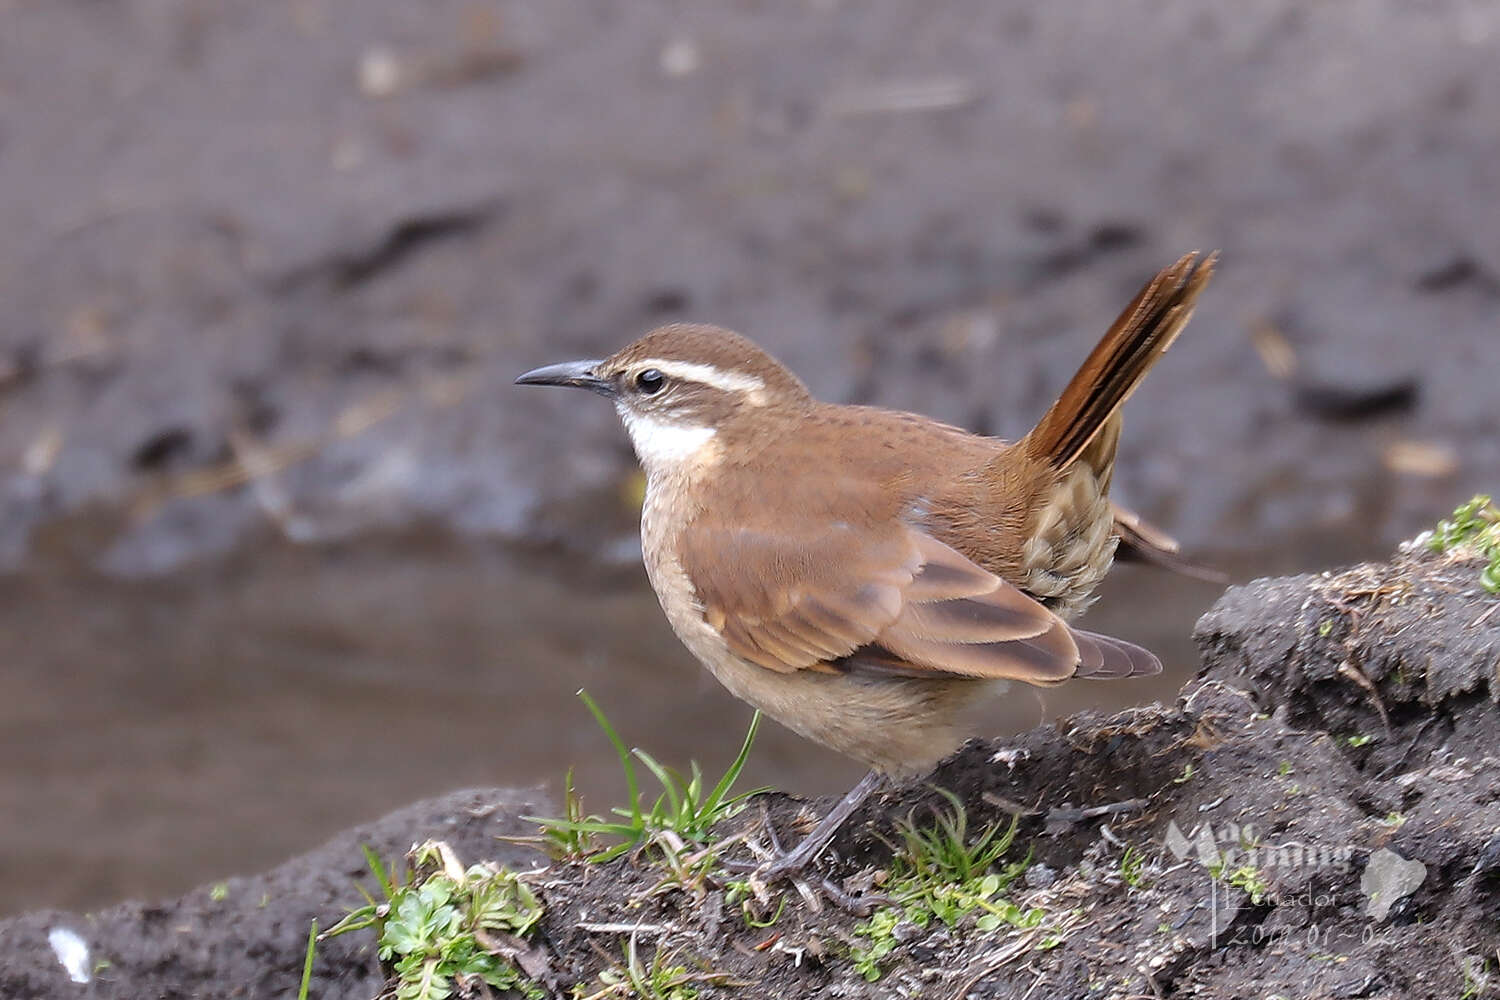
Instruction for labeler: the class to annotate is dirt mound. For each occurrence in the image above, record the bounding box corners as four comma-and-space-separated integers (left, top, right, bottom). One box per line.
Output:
4, 546, 1498, 999
0, 789, 548, 1000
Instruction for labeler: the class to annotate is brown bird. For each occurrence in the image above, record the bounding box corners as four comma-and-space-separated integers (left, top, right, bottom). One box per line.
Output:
517, 252, 1216, 878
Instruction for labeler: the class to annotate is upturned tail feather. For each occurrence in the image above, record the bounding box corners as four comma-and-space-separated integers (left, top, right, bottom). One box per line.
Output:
1024, 252, 1217, 474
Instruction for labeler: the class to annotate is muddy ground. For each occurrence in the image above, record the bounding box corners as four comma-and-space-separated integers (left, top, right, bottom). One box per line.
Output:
5, 0, 1497, 566
5, 542, 1497, 998
0, 787, 551, 1000
5, 0, 1500, 922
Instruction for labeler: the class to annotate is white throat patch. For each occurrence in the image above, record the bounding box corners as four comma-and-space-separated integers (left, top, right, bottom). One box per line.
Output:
618, 407, 717, 469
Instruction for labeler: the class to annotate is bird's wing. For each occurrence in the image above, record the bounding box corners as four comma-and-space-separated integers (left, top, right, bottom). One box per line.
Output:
679, 516, 1154, 685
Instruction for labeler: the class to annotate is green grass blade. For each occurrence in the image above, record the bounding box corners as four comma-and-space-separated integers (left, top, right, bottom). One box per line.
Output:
320, 904, 379, 938
686, 761, 705, 814
297, 920, 317, 1000
591, 840, 638, 863
702, 711, 761, 818
632, 749, 684, 823
578, 689, 642, 830
360, 844, 395, 900
523, 815, 637, 838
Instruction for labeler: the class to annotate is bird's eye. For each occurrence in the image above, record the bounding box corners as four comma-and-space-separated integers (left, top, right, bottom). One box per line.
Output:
635, 369, 666, 395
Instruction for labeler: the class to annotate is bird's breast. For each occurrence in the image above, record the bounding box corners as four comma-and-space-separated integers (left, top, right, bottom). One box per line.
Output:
639, 476, 732, 669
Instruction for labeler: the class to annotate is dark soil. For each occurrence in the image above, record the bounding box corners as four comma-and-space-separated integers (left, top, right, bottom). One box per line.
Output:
6, 543, 1498, 999
0, 789, 549, 1000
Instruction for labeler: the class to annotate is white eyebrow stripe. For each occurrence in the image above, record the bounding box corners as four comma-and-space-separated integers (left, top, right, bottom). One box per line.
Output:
642, 360, 765, 395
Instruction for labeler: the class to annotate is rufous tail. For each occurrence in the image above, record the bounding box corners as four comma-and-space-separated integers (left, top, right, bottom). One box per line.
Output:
1023, 252, 1216, 478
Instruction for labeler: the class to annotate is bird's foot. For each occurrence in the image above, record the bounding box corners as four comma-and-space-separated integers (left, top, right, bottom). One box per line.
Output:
720, 770, 889, 915
721, 855, 881, 917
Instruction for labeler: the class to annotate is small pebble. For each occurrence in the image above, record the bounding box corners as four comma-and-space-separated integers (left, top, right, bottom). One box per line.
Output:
48, 927, 90, 984
892, 920, 924, 943
1026, 863, 1058, 888
359, 46, 402, 97
659, 36, 700, 77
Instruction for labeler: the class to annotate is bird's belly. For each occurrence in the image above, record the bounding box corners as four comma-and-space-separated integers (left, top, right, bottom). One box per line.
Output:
641, 532, 990, 775
708, 654, 995, 778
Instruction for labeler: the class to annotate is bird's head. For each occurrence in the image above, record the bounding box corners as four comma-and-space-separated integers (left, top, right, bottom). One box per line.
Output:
516, 323, 811, 474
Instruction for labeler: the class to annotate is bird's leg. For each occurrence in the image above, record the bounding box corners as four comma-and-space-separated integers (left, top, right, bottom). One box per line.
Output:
756, 769, 886, 879
720, 770, 888, 915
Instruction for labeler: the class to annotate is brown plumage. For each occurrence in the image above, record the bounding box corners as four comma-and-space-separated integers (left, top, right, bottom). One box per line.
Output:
1025, 253, 1213, 473
518, 252, 1216, 779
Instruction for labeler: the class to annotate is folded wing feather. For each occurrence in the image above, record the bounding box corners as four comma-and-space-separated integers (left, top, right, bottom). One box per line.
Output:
683, 519, 1159, 685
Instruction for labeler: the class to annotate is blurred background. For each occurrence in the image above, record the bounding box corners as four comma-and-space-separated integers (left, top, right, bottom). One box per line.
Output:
2, 0, 1497, 918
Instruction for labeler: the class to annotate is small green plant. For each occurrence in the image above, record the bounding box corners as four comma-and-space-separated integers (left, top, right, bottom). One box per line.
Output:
1428, 495, 1500, 593
724, 880, 786, 929
1458, 954, 1492, 1000
322, 841, 545, 1000
1173, 763, 1195, 784
573, 935, 730, 1000
1037, 930, 1066, 951
1345, 733, 1375, 748
1225, 864, 1271, 905
850, 908, 904, 981
537, 768, 597, 859
890, 788, 1024, 889
1276, 760, 1293, 777
209, 881, 229, 901
1119, 845, 1147, 889
526, 691, 766, 862
850, 790, 1043, 981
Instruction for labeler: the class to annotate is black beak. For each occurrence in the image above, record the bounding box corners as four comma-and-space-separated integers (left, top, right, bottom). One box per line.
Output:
514, 359, 614, 397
